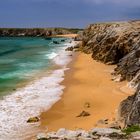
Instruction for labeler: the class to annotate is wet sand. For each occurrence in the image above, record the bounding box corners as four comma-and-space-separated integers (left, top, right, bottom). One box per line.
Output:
40, 52, 133, 131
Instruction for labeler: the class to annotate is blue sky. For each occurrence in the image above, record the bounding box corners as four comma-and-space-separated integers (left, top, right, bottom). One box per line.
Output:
0, 0, 140, 28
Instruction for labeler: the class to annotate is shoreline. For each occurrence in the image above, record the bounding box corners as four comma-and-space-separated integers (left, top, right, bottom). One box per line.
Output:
39, 52, 134, 133
0, 35, 77, 140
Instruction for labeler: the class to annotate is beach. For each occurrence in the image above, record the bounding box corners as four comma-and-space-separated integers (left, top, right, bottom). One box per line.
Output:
0, 36, 77, 140
0, 34, 136, 140
56, 34, 78, 38
40, 52, 134, 132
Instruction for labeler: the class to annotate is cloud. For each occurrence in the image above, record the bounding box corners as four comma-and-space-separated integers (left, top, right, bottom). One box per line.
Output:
5, 0, 140, 6
85, 0, 140, 6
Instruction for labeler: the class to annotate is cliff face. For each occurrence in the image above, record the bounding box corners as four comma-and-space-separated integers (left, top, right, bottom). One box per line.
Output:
81, 20, 140, 126
0, 28, 80, 37
119, 85, 140, 126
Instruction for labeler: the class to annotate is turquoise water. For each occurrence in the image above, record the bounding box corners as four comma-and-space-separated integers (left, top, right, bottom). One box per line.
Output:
0, 37, 74, 140
0, 37, 68, 96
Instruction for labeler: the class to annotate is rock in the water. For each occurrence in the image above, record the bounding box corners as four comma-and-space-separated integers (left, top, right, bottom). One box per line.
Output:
27, 116, 40, 123
53, 41, 60, 44
65, 46, 74, 51
77, 111, 90, 117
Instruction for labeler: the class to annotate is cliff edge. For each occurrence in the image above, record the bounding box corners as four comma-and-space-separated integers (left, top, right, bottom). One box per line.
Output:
80, 20, 140, 126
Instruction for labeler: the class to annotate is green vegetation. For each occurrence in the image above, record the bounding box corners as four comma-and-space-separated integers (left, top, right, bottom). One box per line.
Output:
122, 125, 140, 135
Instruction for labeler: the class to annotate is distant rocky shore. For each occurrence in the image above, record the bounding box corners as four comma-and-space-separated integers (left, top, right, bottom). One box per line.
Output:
0, 28, 82, 37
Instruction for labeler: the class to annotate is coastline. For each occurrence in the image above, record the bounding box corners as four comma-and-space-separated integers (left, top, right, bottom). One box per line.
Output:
0, 35, 77, 140
39, 52, 134, 133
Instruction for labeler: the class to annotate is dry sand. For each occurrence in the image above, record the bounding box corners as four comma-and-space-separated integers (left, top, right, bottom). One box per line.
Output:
55, 34, 78, 38
40, 52, 134, 131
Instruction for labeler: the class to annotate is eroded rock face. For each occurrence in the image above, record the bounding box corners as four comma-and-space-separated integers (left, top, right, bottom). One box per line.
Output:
80, 20, 140, 126
119, 84, 140, 126
81, 21, 140, 82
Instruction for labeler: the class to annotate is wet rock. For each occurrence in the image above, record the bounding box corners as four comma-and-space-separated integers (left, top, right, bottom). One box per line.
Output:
61, 39, 66, 42
27, 116, 40, 123
76, 111, 90, 117
53, 41, 60, 44
65, 46, 74, 51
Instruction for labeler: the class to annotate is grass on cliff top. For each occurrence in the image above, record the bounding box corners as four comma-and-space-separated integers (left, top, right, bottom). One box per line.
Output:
122, 125, 140, 135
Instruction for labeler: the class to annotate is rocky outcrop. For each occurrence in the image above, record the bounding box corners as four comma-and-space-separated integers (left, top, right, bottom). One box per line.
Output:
37, 127, 140, 140
80, 20, 140, 126
119, 84, 140, 126
0, 28, 81, 37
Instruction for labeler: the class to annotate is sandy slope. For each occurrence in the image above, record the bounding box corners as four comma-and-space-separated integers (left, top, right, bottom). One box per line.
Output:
40, 52, 133, 131
55, 34, 77, 38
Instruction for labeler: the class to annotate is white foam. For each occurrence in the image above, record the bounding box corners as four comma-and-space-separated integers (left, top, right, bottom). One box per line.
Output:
0, 69, 67, 140
0, 39, 76, 140
53, 41, 76, 66
45, 52, 58, 59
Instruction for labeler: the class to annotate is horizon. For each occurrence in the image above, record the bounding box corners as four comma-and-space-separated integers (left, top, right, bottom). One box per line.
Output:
1, 0, 140, 28
1, 19, 140, 29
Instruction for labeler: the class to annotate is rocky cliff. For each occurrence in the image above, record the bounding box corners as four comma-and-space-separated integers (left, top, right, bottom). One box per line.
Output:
80, 20, 140, 126
0, 28, 81, 37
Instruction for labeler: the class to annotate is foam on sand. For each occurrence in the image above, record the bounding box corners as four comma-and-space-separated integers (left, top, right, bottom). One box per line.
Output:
0, 40, 75, 140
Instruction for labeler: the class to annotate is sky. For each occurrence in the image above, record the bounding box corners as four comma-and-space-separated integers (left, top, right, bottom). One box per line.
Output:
0, 0, 140, 28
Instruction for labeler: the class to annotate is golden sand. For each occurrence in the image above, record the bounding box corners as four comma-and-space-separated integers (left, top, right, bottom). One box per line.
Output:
55, 34, 78, 38
40, 52, 133, 131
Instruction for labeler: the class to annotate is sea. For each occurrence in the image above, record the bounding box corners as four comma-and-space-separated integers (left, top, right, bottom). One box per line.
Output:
0, 37, 75, 140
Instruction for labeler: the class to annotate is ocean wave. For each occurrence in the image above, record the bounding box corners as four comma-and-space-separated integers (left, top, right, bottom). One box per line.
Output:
0, 68, 67, 140
0, 39, 75, 140
45, 52, 58, 59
